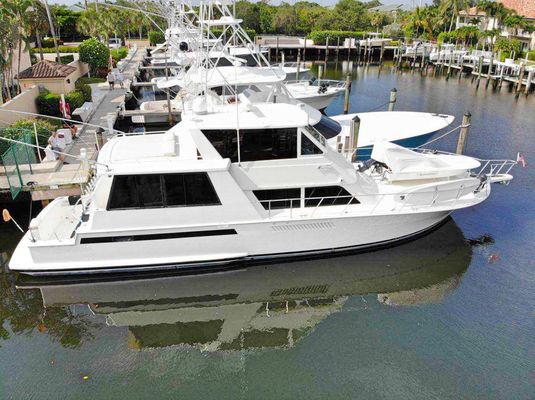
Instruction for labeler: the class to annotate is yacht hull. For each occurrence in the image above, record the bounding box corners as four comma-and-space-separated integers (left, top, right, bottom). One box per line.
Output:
10, 210, 451, 276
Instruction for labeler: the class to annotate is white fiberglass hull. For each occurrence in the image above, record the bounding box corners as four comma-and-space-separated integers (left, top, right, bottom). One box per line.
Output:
10, 209, 454, 275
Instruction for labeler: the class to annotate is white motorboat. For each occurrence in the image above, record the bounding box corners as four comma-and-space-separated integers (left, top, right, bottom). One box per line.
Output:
329, 111, 455, 158
9, 97, 514, 275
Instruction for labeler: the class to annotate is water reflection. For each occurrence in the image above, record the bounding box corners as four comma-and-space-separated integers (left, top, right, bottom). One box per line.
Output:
11, 218, 471, 351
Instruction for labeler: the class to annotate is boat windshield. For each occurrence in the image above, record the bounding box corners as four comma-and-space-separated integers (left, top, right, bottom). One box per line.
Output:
312, 115, 342, 139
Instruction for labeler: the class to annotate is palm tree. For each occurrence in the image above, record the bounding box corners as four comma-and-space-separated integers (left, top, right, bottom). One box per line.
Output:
440, 0, 470, 32
4, 0, 34, 94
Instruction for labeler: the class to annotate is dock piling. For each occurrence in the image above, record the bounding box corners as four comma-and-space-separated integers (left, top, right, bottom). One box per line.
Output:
456, 112, 471, 154
388, 88, 397, 112
344, 74, 351, 114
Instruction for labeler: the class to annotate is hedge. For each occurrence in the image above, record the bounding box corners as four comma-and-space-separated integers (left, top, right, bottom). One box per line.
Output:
36, 90, 85, 117
148, 31, 165, 46
33, 45, 79, 54
75, 79, 92, 102
77, 77, 106, 84
0, 119, 55, 155
211, 28, 256, 39
41, 38, 64, 48
111, 47, 128, 63
56, 55, 74, 64
308, 31, 366, 45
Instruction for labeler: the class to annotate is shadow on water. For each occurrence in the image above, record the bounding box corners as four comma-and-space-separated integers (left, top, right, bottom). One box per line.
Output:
5, 219, 471, 351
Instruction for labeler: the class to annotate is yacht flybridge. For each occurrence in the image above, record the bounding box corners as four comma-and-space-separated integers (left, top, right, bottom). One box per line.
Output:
9, 99, 515, 275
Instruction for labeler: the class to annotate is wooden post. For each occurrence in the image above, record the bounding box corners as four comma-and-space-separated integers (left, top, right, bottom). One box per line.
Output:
343, 74, 351, 114
388, 88, 397, 112
446, 48, 453, 80
379, 41, 385, 64
476, 56, 483, 88
336, 36, 340, 57
296, 51, 301, 81
276, 36, 280, 63
281, 51, 285, 68
33, 123, 42, 162
318, 64, 323, 85
456, 112, 471, 154
486, 52, 494, 88
325, 36, 329, 61
516, 63, 525, 94
525, 69, 534, 95
350, 115, 361, 162
303, 36, 307, 61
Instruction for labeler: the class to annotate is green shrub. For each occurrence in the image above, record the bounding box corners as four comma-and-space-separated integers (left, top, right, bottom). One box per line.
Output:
33, 45, 79, 53
520, 50, 535, 61
148, 30, 165, 46
41, 38, 64, 48
79, 38, 110, 75
308, 31, 366, 45
1, 119, 55, 155
75, 80, 92, 102
111, 47, 128, 64
36, 90, 86, 117
77, 77, 106, 84
495, 37, 521, 56
437, 31, 456, 44
56, 55, 74, 64
210, 28, 256, 38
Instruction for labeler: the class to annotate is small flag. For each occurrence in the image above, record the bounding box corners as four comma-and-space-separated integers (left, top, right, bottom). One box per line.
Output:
516, 152, 526, 167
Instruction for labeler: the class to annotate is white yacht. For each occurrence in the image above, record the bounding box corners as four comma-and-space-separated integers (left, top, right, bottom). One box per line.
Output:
9, 98, 514, 275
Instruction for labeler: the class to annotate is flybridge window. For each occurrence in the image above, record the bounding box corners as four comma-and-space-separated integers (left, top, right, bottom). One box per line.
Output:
305, 186, 359, 207
202, 128, 297, 162
108, 173, 220, 210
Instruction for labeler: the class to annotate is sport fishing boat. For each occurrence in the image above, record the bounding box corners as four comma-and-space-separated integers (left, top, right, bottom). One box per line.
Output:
9, 95, 515, 275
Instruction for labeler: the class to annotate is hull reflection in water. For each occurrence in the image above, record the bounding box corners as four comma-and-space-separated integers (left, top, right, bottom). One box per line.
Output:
18, 219, 471, 351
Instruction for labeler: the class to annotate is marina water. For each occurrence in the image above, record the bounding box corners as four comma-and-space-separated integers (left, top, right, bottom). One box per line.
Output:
0, 63, 534, 399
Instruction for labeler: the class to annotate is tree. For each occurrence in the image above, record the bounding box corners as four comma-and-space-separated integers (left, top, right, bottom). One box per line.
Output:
79, 37, 110, 76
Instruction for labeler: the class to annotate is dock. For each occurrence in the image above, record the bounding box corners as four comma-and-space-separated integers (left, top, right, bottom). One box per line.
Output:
0, 46, 145, 204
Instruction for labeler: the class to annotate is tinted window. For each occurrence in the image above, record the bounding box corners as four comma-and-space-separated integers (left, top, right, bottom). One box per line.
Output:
312, 115, 342, 139
203, 128, 297, 162
137, 175, 164, 207
108, 175, 140, 209
108, 173, 220, 210
301, 134, 323, 155
253, 188, 300, 210
184, 173, 220, 206
304, 186, 359, 207
164, 174, 186, 206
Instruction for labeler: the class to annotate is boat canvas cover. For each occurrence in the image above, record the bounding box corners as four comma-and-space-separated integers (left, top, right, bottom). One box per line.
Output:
371, 141, 481, 181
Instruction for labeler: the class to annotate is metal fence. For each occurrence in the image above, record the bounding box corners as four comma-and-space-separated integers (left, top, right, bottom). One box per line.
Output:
1, 130, 36, 199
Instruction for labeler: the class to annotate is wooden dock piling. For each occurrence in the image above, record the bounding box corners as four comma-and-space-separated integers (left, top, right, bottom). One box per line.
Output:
344, 74, 351, 114
388, 88, 397, 112
456, 112, 471, 154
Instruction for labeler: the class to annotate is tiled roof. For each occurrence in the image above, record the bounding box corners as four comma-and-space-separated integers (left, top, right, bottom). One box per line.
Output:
499, 0, 535, 19
17, 60, 76, 79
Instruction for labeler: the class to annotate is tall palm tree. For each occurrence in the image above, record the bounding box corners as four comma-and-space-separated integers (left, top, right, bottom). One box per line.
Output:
440, 0, 470, 32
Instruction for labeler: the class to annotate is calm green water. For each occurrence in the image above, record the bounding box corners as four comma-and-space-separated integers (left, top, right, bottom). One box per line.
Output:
1, 64, 534, 399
